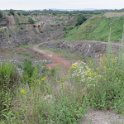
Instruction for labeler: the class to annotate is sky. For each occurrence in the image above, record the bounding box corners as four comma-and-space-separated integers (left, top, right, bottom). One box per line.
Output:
0, 0, 124, 10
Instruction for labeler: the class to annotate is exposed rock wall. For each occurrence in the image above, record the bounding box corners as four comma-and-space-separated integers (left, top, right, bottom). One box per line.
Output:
44, 41, 121, 58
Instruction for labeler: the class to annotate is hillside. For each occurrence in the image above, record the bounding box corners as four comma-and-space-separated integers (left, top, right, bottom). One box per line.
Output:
65, 14, 124, 42
0, 11, 75, 48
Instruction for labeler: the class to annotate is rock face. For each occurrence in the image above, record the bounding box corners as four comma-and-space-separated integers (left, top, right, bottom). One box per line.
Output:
57, 41, 108, 58
44, 41, 121, 58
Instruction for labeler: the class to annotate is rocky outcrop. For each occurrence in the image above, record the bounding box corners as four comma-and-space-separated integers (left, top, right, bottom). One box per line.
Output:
44, 40, 121, 58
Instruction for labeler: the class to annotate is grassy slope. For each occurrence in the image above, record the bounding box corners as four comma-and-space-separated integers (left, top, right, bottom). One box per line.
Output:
65, 15, 124, 42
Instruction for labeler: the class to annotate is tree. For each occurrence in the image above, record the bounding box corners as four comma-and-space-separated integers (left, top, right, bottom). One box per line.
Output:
28, 17, 35, 24
75, 14, 87, 26
9, 9, 15, 16
17, 12, 21, 16
0, 11, 3, 18
21, 11, 29, 16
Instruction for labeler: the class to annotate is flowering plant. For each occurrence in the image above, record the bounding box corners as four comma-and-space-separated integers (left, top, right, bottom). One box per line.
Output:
70, 61, 101, 87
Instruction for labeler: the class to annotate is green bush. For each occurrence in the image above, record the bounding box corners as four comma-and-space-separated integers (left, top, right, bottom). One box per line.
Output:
17, 12, 21, 16
9, 9, 15, 16
21, 11, 29, 16
87, 54, 124, 113
28, 17, 35, 24
23, 60, 34, 78
52, 92, 87, 124
75, 14, 87, 26
0, 11, 3, 18
22, 60, 35, 84
22, 60, 44, 86
0, 63, 19, 92
0, 63, 19, 119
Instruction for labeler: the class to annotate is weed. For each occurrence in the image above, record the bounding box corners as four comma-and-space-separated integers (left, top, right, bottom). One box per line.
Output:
0, 63, 19, 120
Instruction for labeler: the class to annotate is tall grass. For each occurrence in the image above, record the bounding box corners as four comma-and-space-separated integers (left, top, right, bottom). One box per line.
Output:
87, 54, 124, 112
0, 60, 88, 124
0, 63, 19, 120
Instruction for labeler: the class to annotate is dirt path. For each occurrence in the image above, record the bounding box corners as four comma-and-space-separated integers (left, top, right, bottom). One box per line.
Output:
31, 43, 71, 69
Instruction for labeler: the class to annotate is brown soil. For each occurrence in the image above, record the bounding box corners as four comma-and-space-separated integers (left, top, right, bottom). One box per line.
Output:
31, 44, 71, 69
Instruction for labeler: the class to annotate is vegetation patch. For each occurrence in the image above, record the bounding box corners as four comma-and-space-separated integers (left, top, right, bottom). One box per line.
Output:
0, 63, 19, 119
65, 16, 124, 42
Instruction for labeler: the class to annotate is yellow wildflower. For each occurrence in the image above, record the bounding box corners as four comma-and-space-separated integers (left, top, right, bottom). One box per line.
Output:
41, 76, 47, 81
20, 89, 26, 95
85, 68, 96, 77
71, 62, 78, 69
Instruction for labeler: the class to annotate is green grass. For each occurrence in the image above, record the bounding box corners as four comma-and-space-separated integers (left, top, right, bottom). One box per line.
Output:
87, 54, 124, 112
65, 15, 124, 42
0, 63, 19, 120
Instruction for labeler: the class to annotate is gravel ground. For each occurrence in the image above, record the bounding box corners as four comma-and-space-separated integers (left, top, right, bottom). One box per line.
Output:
81, 110, 124, 124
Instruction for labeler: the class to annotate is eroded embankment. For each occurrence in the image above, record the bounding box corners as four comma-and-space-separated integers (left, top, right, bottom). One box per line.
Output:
41, 40, 123, 59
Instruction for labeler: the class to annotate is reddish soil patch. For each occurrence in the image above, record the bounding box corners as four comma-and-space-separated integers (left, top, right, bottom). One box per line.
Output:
30, 45, 71, 69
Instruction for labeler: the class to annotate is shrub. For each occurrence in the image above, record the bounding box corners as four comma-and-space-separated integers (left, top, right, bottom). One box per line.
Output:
9, 9, 15, 16
0, 63, 19, 119
52, 90, 87, 124
21, 11, 29, 16
22, 60, 45, 87
22, 60, 34, 84
0, 63, 19, 92
70, 61, 101, 87
75, 14, 87, 26
0, 11, 3, 18
17, 12, 21, 16
87, 54, 124, 113
23, 60, 34, 78
28, 17, 35, 24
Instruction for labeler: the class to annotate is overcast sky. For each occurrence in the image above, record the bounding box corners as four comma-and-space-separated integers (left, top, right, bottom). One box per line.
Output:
0, 0, 124, 10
